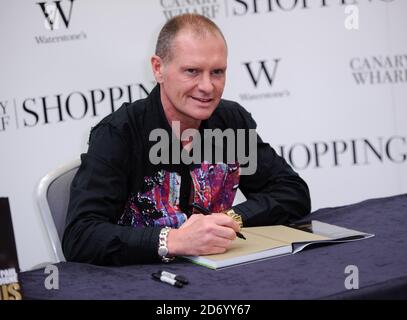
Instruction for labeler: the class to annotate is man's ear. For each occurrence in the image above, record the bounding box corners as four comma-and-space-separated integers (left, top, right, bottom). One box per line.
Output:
151, 55, 164, 83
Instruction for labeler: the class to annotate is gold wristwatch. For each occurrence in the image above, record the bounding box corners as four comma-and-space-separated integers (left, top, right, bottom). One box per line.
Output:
222, 208, 243, 229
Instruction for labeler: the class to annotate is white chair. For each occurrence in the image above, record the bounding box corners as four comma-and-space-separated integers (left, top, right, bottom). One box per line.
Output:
36, 159, 81, 263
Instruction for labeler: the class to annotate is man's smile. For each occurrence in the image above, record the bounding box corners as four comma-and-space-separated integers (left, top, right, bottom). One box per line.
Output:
190, 96, 213, 103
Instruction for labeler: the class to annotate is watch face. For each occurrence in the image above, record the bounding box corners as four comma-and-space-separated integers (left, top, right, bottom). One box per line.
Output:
158, 246, 168, 257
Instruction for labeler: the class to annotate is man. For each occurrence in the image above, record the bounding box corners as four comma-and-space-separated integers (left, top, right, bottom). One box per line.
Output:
62, 14, 311, 265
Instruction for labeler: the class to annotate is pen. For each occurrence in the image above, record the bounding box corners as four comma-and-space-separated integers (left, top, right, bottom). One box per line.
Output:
152, 272, 183, 288
191, 202, 246, 240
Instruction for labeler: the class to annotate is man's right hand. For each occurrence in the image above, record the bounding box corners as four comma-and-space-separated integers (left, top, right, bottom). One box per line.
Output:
166, 213, 240, 256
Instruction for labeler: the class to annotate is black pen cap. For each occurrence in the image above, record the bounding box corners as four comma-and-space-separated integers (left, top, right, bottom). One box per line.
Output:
175, 275, 189, 285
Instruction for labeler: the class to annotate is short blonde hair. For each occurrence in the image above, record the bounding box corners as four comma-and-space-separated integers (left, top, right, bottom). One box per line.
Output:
155, 14, 227, 63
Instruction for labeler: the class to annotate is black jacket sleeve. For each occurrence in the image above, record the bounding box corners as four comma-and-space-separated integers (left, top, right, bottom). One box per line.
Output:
62, 122, 162, 266
232, 106, 311, 226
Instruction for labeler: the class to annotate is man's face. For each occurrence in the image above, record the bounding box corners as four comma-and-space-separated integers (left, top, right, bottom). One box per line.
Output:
153, 30, 227, 124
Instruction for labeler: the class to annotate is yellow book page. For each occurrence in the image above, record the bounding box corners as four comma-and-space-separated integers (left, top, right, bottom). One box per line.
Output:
202, 232, 289, 262
244, 225, 330, 243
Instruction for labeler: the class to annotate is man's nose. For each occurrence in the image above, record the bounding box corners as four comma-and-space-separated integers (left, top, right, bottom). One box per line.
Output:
197, 73, 213, 93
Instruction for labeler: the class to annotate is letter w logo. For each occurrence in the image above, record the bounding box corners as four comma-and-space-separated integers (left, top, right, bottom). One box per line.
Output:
243, 59, 281, 87
37, 0, 75, 30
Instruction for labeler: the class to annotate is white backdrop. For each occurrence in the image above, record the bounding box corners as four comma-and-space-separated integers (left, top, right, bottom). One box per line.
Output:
0, 0, 406, 271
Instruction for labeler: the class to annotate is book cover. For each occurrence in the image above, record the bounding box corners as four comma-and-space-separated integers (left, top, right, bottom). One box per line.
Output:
183, 220, 374, 269
0, 198, 23, 300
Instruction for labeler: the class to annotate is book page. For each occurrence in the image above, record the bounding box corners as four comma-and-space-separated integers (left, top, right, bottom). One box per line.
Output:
200, 232, 290, 262
243, 225, 329, 243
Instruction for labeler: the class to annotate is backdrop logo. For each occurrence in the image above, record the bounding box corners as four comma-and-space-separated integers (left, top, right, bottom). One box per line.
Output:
227, 0, 396, 17
278, 136, 407, 170
350, 54, 407, 85
0, 82, 154, 133
244, 59, 280, 87
239, 59, 290, 101
35, 0, 87, 45
37, 0, 75, 30
0, 101, 9, 132
160, 0, 222, 20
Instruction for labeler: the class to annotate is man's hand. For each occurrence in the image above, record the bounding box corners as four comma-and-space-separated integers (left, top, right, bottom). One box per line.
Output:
167, 213, 240, 256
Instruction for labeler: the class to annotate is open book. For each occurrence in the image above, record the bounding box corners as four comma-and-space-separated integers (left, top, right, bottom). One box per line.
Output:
183, 220, 374, 269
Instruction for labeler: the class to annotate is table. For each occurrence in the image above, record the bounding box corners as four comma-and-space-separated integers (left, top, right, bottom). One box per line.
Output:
20, 194, 407, 300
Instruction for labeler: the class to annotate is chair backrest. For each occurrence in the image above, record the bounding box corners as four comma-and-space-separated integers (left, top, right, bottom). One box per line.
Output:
36, 159, 81, 263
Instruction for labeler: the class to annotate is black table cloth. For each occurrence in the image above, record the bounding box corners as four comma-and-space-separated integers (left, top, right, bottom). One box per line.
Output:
20, 194, 407, 299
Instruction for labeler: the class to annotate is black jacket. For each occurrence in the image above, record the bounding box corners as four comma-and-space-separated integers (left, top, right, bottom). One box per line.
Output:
62, 85, 311, 265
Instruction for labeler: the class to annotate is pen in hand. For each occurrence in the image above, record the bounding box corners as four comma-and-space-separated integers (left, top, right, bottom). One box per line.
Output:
191, 202, 246, 240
